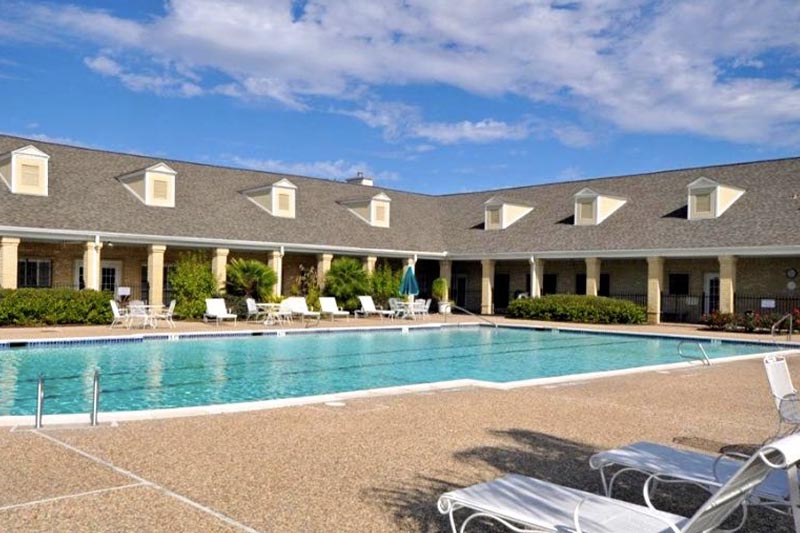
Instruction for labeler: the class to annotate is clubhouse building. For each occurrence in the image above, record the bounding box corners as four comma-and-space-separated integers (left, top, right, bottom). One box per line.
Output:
0, 134, 798, 324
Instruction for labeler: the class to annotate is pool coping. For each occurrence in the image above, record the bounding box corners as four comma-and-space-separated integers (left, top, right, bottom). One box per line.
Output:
3, 322, 799, 428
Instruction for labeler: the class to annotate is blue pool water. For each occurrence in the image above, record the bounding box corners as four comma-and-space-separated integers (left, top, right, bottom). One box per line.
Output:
0, 327, 784, 416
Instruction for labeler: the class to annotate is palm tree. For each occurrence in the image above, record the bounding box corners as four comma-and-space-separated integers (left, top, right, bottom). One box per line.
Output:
323, 257, 370, 310
226, 258, 277, 301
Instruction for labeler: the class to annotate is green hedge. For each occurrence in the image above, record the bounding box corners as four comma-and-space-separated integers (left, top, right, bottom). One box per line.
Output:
507, 295, 646, 324
0, 288, 113, 326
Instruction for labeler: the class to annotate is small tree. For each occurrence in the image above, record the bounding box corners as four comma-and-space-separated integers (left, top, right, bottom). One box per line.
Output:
168, 252, 217, 319
226, 258, 277, 301
432, 278, 449, 302
369, 262, 401, 308
324, 257, 370, 311
289, 264, 321, 310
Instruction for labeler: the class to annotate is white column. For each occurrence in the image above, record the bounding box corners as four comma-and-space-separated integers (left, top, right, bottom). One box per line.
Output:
211, 248, 229, 293
148, 245, 166, 306
317, 253, 333, 287
439, 259, 452, 302
0, 237, 20, 289
647, 256, 664, 325
83, 240, 103, 291
481, 259, 495, 315
363, 256, 377, 275
719, 255, 737, 315
585, 257, 601, 297
268, 250, 283, 297
529, 257, 543, 298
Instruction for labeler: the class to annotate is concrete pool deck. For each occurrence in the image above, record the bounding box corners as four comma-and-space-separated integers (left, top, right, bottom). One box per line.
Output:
0, 338, 798, 531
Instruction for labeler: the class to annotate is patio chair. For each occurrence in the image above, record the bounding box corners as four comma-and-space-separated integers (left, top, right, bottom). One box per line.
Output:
356, 296, 394, 319
245, 298, 268, 323
283, 296, 320, 326
438, 433, 800, 533
109, 300, 128, 328
319, 297, 349, 321
589, 440, 799, 530
203, 298, 237, 325
765, 353, 800, 438
127, 300, 154, 329
152, 299, 176, 328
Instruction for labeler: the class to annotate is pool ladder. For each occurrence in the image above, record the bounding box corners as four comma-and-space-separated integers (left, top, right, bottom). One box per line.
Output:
34, 369, 101, 429
444, 304, 498, 328
677, 341, 711, 366
771, 313, 794, 344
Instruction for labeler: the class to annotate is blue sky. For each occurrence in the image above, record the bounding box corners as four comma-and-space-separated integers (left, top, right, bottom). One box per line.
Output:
0, 1, 798, 194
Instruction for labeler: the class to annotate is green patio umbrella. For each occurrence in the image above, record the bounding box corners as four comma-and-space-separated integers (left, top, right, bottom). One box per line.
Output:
399, 265, 420, 297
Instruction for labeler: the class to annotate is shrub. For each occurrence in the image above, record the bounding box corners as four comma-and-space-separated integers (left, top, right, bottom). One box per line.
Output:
700, 309, 798, 333
226, 258, 277, 301
0, 288, 112, 326
369, 262, 401, 308
431, 278, 449, 302
289, 264, 321, 311
323, 257, 370, 311
168, 252, 217, 319
507, 295, 646, 324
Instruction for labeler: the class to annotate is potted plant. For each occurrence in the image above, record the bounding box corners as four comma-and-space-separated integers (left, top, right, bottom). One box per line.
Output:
432, 278, 452, 314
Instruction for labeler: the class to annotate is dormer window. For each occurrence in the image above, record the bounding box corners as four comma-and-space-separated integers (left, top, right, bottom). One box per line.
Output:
339, 192, 391, 228
573, 188, 626, 226
242, 178, 296, 218
687, 177, 744, 220
0, 145, 50, 196
483, 196, 533, 230
117, 162, 177, 208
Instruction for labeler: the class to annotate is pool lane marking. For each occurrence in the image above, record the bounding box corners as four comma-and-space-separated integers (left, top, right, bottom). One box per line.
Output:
32, 430, 262, 533
0, 482, 145, 513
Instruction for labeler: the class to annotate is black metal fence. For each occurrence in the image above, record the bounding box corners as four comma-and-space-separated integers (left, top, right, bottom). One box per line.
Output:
609, 293, 647, 306
17, 281, 172, 304
660, 293, 713, 324
734, 295, 800, 316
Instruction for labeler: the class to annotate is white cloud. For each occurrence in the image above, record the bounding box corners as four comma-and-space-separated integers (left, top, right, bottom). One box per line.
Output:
9, 0, 800, 146
228, 156, 400, 183
84, 54, 203, 98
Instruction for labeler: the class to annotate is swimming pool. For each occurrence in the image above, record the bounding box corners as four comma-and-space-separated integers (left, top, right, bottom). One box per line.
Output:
0, 326, 789, 417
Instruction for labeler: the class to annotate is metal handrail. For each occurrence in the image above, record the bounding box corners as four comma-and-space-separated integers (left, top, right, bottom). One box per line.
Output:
33, 370, 101, 428
771, 313, 794, 343
90, 370, 100, 426
35, 375, 44, 429
677, 340, 711, 366
444, 304, 498, 328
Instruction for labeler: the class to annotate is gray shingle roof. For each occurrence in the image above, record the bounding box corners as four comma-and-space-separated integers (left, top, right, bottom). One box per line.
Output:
0, 134, 798, 256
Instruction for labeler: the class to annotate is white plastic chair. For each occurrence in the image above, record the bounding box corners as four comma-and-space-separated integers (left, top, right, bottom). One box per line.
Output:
319, 297, 349, 321
153, 299, 176, 328
245, 298, 268, 323
109, 300, 128, 329
203, 298, 237, 326
127, 300, 153, 329
765, 353, 800, 437
438, 433, 800, 533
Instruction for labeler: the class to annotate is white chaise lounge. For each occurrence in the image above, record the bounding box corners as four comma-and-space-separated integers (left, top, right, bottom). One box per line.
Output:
355, 296, 394, 319
589, 440, 797, 530
438, 433, 800, 533
283, 296, 320, 326
203, 298, 237, 325
319, 297, 349, 321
